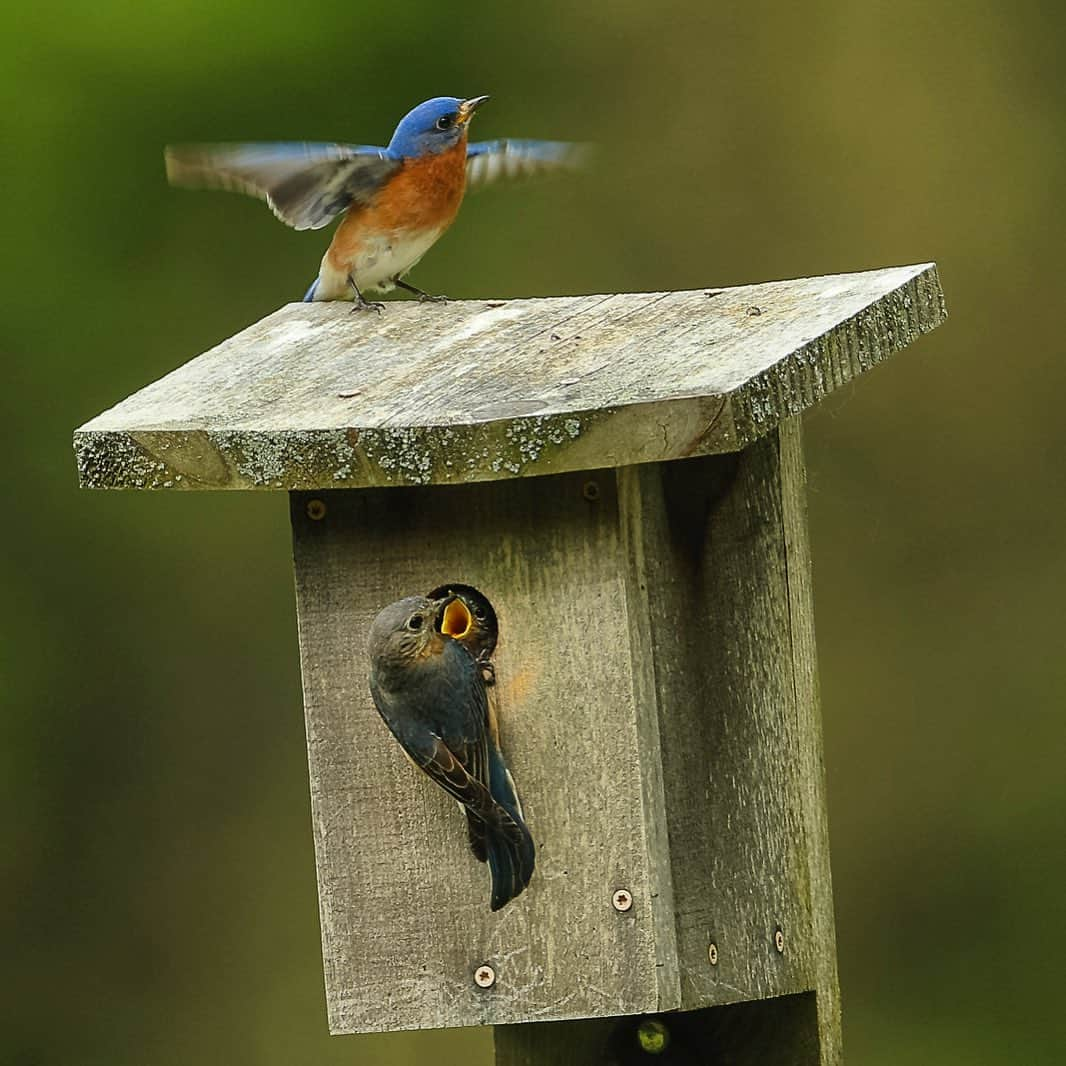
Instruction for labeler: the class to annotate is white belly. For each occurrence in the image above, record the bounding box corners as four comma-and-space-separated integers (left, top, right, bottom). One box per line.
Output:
351, 228, 445, 292
311, 226, 447, 301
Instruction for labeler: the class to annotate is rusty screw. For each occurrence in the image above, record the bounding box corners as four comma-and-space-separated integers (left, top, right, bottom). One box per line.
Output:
473, 963, 496, 989
612, 888, 633, 912
708, 942, 719, 966
306, 498, 327, 521
582, 480, 601, 502
774, 927, 785, 954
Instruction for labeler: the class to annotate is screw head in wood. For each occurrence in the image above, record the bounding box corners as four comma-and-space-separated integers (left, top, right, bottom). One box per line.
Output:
746, 304, 763, 317
473, 963, 496, 989
612, 888, 633, 912
306, 498, 327, 521
582, 480, 601, 502
774, 927, 785, 954
708, 942, 719, 966
636, 1018, 670, 1055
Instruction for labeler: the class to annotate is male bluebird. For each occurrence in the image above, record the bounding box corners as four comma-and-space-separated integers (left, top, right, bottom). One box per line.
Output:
166, 96, 585, 310
368, 594, 535, 911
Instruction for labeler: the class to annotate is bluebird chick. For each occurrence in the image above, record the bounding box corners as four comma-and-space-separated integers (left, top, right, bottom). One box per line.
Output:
166, 96, 586, 311
429, 582, 498, 682
368, 594, 535, 910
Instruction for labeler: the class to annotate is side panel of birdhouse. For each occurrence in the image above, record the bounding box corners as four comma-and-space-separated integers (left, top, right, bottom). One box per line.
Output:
618, 421, 840, 1059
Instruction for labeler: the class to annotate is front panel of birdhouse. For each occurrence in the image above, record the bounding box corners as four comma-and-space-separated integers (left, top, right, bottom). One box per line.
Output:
291, 469, 676, 1034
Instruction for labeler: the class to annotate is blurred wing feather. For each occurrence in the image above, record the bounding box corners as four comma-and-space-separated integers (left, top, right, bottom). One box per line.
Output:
164, 142, 400, 230
465, 139, 590, 190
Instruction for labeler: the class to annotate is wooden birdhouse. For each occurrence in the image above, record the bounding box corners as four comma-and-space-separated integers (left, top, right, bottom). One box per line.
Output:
74, 263, 946, 1064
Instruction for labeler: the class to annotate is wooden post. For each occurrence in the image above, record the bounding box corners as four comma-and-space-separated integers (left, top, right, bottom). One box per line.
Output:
74, 264, 947, 1064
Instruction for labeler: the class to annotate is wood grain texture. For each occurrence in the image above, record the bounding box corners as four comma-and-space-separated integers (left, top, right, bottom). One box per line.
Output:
494, 421, 841, 1060
291, 472, 678, 1034
75, 264, 945, 490
291, 421, 841, 1048
780, 418, 842, 1062
650, 435, 817, 1010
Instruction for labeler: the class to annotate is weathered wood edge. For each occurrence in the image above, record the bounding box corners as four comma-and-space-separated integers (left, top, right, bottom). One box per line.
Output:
780, 417, 842, 1063
616, 466, 683, 1011
730, 265, 944, 447
73, 265, 945, 491
72, 395, 734, 492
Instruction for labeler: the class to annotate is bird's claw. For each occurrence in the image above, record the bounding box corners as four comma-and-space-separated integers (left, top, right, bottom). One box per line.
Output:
476, 653, 496, 686
393, 278, 448, 303
350, 299, 385, 315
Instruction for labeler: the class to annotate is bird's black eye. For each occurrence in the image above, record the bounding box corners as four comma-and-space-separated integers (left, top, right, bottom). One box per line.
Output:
406, 614, 424, 631
435, 114, 454, 131
473, 606, 486, 619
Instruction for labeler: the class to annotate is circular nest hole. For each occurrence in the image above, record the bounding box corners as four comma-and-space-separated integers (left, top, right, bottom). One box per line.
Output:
427, 583, 499, 658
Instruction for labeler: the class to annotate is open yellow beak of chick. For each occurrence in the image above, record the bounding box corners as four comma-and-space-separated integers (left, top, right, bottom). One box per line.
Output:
439, 597, 474, 640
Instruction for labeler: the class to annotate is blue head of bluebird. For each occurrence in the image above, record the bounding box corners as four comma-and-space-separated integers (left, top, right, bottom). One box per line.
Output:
386, 96, 490, 159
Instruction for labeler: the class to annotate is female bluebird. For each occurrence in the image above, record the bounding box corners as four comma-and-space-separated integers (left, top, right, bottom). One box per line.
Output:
166, 96, 586, 310
368, 594, 535, 911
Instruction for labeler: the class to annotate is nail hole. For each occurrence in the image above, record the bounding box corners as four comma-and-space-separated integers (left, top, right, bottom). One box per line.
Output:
583, 480, 601, 502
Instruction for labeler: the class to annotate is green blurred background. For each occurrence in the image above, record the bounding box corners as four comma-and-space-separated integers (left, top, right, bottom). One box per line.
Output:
3, 1, 1063, 1062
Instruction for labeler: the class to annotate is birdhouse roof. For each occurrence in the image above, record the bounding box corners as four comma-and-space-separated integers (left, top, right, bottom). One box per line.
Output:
74, 263, 944, 490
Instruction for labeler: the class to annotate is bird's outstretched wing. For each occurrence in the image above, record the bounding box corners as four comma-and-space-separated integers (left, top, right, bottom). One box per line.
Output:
465, 139, 590, 190
164, 143, 401, 231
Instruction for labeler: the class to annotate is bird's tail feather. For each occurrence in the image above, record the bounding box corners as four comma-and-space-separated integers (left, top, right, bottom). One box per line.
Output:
486, 810, 535, 912
302, 277, 320, 302
467, 743, 526, 868
467, 810, 488, 863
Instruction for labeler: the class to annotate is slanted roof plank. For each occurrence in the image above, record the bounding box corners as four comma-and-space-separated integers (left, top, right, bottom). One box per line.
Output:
74, 263, 945, 490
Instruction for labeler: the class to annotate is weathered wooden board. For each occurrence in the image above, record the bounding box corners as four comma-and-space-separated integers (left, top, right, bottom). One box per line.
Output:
494, 420, 841, 1061
75, 264, 944, 491
780, 418, 841, 1060
634, 434, 818, 1010
291, 471, 679, 1034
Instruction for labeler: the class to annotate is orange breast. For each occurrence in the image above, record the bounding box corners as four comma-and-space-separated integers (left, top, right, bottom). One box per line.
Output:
327, 137, 468, 270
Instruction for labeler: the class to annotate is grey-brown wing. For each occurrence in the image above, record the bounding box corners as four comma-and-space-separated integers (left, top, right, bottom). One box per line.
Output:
164, 142, 400, 230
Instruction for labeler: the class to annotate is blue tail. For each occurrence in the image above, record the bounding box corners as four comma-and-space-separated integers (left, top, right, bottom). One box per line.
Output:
302, 277, 320, 302
485, 812, 535, 912
484, 743, 535, 911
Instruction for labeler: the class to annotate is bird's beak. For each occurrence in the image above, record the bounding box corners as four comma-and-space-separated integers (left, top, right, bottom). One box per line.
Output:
457, 95, 490, 125
435, 594, 474, 640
